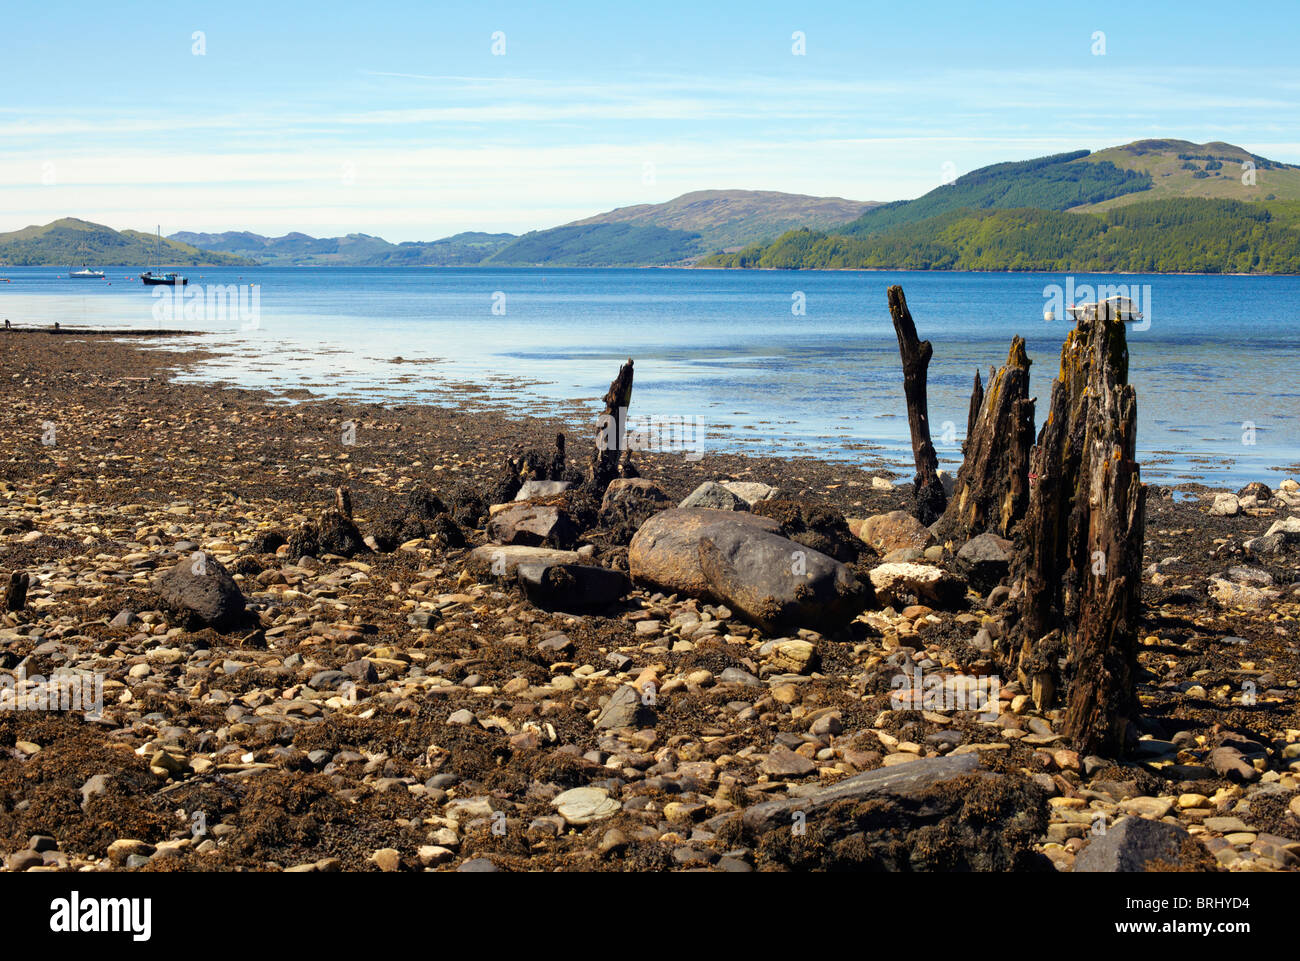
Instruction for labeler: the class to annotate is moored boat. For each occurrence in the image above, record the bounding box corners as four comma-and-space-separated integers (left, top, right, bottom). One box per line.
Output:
140, 271, 187, 286
140, 226, 187, 286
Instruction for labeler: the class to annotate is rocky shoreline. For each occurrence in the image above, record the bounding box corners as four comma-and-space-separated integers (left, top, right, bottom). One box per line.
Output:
0, 330, 1296, 873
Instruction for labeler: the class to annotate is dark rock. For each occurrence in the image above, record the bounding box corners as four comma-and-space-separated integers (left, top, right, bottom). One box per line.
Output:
742, 754, 981, 833
1074, 816, 1208, 872
955, 532, 1014, 593
741, 755, 1050, 871
487, 504, 578, 549
598, 478, 671, 544
594, 685, 652, 730
154, 553, 247, 629
248, 530, 287, 554
1237, 481, 1272, 501
343, 659, 378, 683
1209, 746, 1260, 783
517, 563, 629, 613
407, 610, 439, 630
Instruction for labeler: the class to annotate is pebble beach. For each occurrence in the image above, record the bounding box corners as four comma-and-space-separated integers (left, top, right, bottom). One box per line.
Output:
1, 328, 1298, 873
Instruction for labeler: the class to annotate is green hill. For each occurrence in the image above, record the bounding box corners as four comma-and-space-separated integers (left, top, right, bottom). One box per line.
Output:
838, 150, 1152, 238
0, 218, 256, 267
1071, 139, 1300, 211
700, 140, 1300, 273
170, 229, 515, 266
485, 223, 705, 266
701, 198, 1300, 273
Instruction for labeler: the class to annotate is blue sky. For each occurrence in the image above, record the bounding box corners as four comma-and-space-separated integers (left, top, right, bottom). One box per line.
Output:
3, 0, 1298, 240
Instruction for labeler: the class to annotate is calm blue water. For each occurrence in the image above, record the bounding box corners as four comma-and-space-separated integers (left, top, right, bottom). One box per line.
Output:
3, 266, 1298, 486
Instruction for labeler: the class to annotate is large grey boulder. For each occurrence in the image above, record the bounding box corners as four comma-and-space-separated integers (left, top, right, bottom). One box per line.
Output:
629, 509, 781, 596
630, 508, 868, 633
154, 552, 247, 629
696, 523, 869, 634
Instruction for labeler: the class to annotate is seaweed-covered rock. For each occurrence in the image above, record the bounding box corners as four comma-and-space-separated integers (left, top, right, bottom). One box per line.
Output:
516, 562, 629, 612
1073, 816, 1212, 872
751, 498, 872, 565
314, 509, 367, 557
154, 553, 247, 630
598, 478, 671, 545
733, 757, 1051, 872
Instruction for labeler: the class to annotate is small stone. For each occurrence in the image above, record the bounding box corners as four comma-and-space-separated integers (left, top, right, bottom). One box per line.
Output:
760, 745, 816, 777
552, 786, 620, 825
5, 850, 43, 872
107, 839, 155, 865
370, 848, 402, 871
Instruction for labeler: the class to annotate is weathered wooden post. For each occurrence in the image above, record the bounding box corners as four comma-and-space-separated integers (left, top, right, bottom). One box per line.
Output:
935, 336, 1035, 542
1014, 304, 1146, 756
886, 286, 947, 525
589, 358, 634, 493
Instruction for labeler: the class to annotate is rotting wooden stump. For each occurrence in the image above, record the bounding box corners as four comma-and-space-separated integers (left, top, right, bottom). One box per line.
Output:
886, 286, 947, 525
4, 571, 29, 612
934, 336, 1034, 543
589, 358, 634, 494
1013, 306, 1146, 756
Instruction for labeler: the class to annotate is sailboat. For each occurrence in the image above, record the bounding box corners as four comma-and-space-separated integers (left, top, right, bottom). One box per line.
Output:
68, 242, 105, 278
140, 226, 187, 286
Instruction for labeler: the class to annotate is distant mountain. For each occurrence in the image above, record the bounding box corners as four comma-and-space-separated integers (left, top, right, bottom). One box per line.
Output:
700, 141, 1300, 273
0, 218, 256, 267
568, 189, 878, 250
487, 189, 879, 265
170, 229, 515, 266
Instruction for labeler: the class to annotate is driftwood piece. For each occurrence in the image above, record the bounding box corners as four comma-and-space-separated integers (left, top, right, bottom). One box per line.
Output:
935, 337, 1034, 542
589, 358, 634, 493
886, 286, 947, 525
4, 571, 29, 612
1014, 307, 1146, 756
